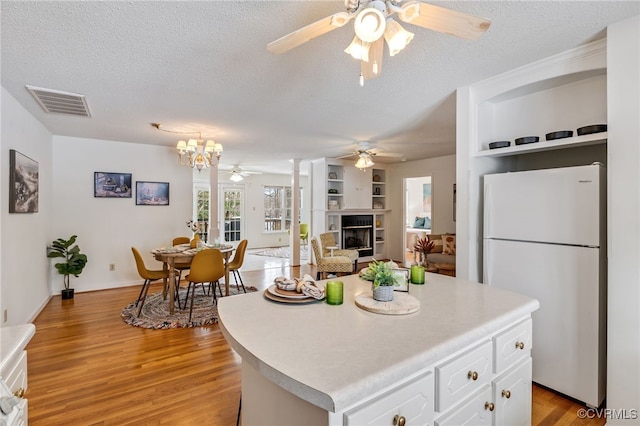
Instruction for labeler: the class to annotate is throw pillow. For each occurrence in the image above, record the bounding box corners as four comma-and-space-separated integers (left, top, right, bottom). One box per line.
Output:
413, 217, 425, 228
428, 234, 443, 253
443, 234, 456, 255
423, 217, 432, 229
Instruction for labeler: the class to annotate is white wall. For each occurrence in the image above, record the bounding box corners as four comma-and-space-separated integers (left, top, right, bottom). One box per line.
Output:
51, 135, 193, 293
1, 87, 53, 325
606, 15, 640, 423
387, 155, 456, 262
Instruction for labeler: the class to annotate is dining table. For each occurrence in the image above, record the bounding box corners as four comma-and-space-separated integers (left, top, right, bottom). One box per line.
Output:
152, 243, 235, 314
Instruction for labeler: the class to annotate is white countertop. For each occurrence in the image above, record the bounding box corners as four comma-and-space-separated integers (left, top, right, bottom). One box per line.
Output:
0, 324, 36, 375
218, 273, 538, 413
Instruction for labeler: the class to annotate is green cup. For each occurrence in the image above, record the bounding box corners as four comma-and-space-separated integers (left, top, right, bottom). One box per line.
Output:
410, 265, 425, 284
325, 280, 344, 305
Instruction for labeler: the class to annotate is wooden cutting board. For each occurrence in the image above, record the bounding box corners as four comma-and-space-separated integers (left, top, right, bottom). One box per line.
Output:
355, 292, 420, 315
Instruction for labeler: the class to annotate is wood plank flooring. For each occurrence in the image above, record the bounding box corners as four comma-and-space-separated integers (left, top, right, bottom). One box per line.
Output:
25, 261, 603, 425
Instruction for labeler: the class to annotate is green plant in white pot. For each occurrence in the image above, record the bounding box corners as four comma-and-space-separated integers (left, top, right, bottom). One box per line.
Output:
362, 259, 398, 302
47, 235, 88, 300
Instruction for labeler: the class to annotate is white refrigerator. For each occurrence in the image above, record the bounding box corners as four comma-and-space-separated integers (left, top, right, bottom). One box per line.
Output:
483, 164, 606, 408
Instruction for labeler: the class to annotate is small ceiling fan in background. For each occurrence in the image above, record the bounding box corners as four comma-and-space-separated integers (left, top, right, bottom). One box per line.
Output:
267, 0, 491, 85
338, 141, 404, 169
219, 165, 262, 182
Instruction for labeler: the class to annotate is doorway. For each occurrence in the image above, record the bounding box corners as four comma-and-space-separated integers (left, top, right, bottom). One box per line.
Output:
403, 175, 432, 264
222, 186, 244, 243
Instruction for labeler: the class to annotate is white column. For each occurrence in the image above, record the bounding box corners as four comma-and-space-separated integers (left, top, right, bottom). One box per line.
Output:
291, 159, 301, 266
209, 163, 220, 243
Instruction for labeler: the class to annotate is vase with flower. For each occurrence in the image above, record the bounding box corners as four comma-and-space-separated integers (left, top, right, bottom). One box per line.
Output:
413, 236, 435, 268
186, 220, 201, 248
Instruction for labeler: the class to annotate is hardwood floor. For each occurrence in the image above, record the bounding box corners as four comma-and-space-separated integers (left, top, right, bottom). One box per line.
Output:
25, 261, 602, 425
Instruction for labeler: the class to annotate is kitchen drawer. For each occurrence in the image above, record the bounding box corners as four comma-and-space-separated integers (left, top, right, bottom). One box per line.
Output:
345, 371, 434, 425
2, 350, 27, 396
493, 319, 532, 374
435, 341, 492, 413
434, 386, 492, 426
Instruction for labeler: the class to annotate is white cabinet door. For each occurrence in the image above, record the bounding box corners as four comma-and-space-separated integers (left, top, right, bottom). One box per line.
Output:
435, 386, 493, 426
492, 358, 532, 426
343, 166, 372, 209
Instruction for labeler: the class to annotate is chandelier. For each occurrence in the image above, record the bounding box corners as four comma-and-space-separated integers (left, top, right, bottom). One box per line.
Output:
355, 152, 375, 170
151, 123, 223, 172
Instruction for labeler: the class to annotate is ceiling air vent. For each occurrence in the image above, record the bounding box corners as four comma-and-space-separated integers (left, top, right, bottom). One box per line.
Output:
26, 85, 91, 117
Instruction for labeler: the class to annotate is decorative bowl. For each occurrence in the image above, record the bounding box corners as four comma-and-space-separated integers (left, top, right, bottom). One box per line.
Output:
545, 130, 573, 141
577, 124, 607, 136
489, 141, 510, 149
515, 136, 540, 145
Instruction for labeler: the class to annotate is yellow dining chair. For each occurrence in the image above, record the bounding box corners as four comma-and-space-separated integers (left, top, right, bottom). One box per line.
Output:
184, 249, 225, 322
299, 224, 309, 248
172, 236, 192, 292
227, 239, 248, 293
131, 247, 169, 317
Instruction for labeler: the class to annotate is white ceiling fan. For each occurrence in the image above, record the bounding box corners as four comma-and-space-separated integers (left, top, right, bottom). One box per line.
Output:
220, 165, 262, 182
338, 141, 404, 169
267, 0, 491, 85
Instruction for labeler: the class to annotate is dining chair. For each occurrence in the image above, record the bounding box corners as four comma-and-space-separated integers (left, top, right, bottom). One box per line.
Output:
131, 247, 170, 317
184, 249, 225, 322
310, 237, 352, 280
319, 232, 359, 273
227, 239, 248, 293
172, 236, 192, 291
299, 224, 309, 248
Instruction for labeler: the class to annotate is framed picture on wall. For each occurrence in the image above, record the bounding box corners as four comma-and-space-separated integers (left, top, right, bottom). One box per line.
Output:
94, 172, 132, 198
136, 181, 170, 206
9, 149, 39, 213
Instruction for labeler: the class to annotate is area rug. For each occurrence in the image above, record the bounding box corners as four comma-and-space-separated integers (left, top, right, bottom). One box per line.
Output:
249, 247, 308, 259
121, 285, 257, 329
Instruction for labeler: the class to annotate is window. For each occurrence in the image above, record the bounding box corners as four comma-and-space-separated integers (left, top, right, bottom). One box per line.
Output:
194, 186, 210, 242
264, 186, 300, 232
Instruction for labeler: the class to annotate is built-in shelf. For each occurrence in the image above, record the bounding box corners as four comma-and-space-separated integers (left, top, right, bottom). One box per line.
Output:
475, 133, 607, 158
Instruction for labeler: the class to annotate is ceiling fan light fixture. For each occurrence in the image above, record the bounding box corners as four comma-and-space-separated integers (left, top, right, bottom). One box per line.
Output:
229, 172, 243, 182
354, 6, 386, 43
355, 152, 375, 170
384, 18, 414, 56
345, 36, 370, 62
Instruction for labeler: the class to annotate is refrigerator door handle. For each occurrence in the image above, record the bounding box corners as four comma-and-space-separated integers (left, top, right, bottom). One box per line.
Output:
483, 183, 491, 237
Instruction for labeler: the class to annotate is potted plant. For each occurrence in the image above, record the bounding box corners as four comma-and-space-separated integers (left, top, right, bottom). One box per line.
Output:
362, 259, 398, 302
47, 235, 88, 300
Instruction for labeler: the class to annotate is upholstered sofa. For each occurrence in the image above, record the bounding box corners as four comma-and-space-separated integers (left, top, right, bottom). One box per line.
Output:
425, 233, 456, 276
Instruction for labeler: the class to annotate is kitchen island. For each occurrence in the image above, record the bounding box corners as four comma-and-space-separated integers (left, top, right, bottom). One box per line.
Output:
218, 273, 539, 425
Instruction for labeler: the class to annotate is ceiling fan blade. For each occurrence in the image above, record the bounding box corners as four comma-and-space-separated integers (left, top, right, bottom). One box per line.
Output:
267, 12, 352, 54
361, 38, 384, 80
398, 1, 491, 41
373, 151, 404, 158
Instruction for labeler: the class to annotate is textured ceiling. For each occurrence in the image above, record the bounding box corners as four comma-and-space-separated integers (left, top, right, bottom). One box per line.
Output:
2, 1, 638, 174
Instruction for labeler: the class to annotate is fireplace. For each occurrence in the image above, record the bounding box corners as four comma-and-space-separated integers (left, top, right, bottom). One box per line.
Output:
342, 215, 373, 257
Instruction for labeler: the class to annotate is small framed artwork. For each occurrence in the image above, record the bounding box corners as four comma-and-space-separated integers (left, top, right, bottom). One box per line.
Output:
136, 181, 170, 206
9, 149, 39, 213
392, 268, 410, 292
94, 172, 132, 198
